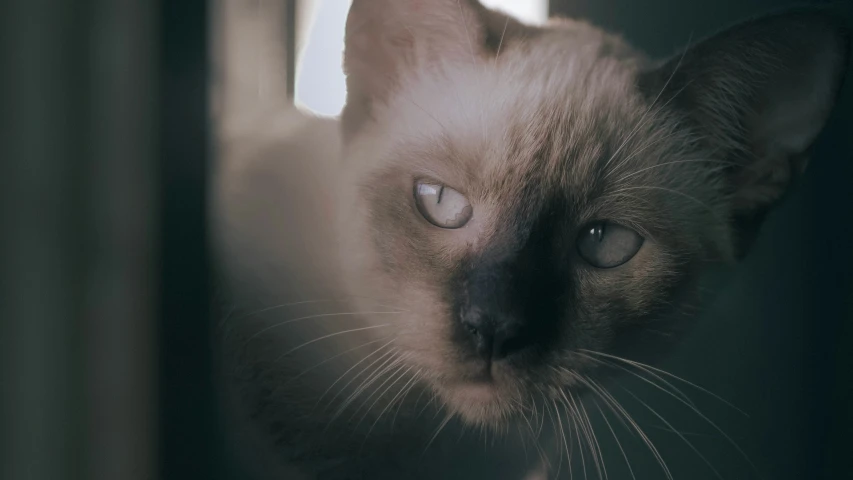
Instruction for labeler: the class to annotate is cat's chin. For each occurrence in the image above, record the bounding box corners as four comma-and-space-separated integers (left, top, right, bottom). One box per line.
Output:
435, 378, 521, 427
440, 381, 504, 425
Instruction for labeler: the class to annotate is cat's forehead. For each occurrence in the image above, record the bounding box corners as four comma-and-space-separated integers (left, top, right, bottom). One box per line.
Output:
379, 31, 647, 196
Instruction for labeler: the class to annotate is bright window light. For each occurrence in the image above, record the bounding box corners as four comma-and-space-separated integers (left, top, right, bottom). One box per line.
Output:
295, 0, 549, 117
294, 0, 352, 117
479, 0, 548, 26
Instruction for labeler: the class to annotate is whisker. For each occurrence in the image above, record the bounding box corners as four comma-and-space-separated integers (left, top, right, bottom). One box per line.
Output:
334, 351, 408, 421
600, 35, 692, 173
622, 387, 725, 480
519, 397, 538, 440
558, 367, 634, 439
605, 130, 681, 180
423, 412, 454, 455
273, 324, 392, 362
574, 351, 699, 410
233, 299, 340, 320
577, 393, 608, 480
352, 361, 412, 427
359, 364, 416, 441
596, 191, 656, 211
647, 423, 717, 438
607, 80, 698, 179
245, 310, 403, 344
282, 336, 392, 387
387, 368, 423, 431
580, 376, 673, 480
517, 399, 547, 467
219, 303, 238, 323
611, 185, 722, 222
527, 392, 541, 444
493, 15, 510, 68
405, 96, 452, 134
612, 158, 739, 184
362, 68, 453, 136
566, 398, 588, 480
416, 391, 439, 421
457, 419, 469, 444
409, 384, 430, 421
641, 378, 760, 477
233, 295, 412, 320
592, 396, 637, 480
532, 385, 548, 440
579, 349, 748, 416
609, 183, 709, 208
546, 398, 566, 479
315, 340, 395, 410
347, 17, 455, 137
559, 387, 593, 479
515, 422, 530, 462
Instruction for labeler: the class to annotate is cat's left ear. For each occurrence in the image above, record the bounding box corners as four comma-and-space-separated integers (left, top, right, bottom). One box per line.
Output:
640, 9, 849, 253
341, 0, 532, 139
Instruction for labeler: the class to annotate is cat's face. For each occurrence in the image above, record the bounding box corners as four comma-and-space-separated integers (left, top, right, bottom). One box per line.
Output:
336, 0, 848, 427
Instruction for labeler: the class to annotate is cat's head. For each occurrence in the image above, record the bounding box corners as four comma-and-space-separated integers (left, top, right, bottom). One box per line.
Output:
334, 0, 849, 427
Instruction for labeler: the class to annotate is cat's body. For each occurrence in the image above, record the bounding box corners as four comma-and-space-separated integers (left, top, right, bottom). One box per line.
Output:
212, 2, 848, 479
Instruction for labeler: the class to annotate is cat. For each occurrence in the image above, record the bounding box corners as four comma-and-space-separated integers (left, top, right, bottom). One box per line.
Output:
211, 1, 849, 478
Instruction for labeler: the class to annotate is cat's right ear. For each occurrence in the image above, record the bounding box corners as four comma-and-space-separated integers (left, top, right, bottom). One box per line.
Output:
639, 8, 850, 258
341, 0, 530, 140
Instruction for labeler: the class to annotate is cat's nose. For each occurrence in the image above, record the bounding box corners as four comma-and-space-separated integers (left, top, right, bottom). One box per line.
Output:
460, 308, 526, 361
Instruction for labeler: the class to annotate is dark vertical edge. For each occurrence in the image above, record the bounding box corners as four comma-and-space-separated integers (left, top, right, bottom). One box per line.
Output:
158, 0, 219, 479
823, 287, 853, 478
85, 0, 159, 479
809, 5, 853, 477
286, 0, 298, 101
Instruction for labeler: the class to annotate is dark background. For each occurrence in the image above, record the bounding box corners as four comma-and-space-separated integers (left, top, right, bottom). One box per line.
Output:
1, 0, 850, 479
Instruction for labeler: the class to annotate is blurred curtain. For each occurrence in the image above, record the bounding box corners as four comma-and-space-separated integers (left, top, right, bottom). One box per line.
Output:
1, 1, 157, 479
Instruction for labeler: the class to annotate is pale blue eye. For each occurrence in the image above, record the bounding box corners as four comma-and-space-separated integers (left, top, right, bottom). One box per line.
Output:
577, 222, 644, 268
414, 181, 473, 229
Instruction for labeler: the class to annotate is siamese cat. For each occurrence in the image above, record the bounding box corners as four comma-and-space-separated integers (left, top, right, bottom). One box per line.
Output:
211, 1, 849, 478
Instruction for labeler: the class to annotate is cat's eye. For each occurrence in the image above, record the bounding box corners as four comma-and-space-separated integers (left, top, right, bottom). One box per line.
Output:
577, 222, 644, 268
414, 181, 473, 229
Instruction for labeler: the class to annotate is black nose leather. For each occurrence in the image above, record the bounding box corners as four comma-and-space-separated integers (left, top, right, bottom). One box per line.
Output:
460, 308, 525, 360
455, 223, 565, 362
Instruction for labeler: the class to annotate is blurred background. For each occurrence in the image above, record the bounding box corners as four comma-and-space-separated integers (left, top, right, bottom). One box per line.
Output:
1, 0, 851, 479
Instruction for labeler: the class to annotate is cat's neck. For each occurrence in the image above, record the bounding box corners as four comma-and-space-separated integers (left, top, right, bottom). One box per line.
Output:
212, 107, 343, 303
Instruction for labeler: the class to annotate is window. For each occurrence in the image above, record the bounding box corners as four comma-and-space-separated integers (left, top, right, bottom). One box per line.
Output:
294, 0, 549, 117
